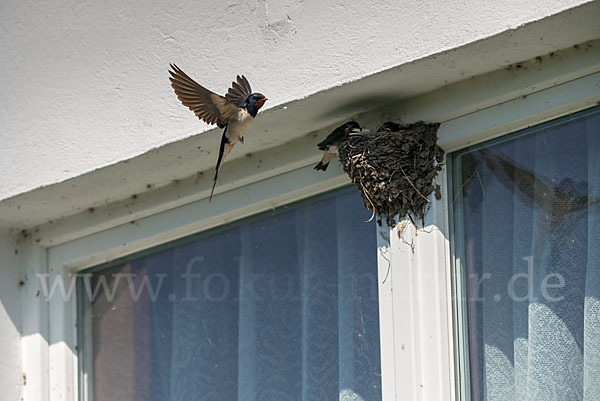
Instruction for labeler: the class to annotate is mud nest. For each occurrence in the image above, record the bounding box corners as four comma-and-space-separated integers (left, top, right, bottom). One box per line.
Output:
339, 121, 444, 226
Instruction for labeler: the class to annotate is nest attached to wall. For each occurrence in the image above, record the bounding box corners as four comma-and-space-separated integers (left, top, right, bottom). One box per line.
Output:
339, 121, 444, 226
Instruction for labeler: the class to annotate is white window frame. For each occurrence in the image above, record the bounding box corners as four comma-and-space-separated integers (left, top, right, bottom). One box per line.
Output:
20, 48, 600, 401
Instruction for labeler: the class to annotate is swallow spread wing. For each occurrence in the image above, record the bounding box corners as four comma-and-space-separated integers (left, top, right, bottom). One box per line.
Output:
225, 75, 253, 108
169, 64, 266, 201
314, 121, 363, 171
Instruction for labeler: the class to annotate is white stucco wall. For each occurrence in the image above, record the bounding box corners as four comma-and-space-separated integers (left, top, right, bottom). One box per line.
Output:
0, 0, 593, 202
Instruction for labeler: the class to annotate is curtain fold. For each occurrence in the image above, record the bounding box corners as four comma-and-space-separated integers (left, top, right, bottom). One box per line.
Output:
237, 215, 304, 401
296, 197, 340, 400
584, 116, 600, 399
335, 191, 382, 401
511, 140, 534, 401
169, 233, 241, 401
527, 121, 588, 401
480, 143, 515, 400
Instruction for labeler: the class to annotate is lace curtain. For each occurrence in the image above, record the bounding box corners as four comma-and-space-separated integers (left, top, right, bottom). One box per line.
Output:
455, 108, 600, 401
90, 189, 382, 401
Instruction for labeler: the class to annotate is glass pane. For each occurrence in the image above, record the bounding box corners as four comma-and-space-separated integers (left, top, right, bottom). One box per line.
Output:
452, 107, 600, 401
80, 188, 382, 401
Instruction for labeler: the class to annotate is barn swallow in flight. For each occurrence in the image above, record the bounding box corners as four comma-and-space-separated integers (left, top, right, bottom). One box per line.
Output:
314, 121, 364, 171
169, 64, 267, 201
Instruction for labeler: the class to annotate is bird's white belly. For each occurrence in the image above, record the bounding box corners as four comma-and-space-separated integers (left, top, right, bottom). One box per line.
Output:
227, 109, 254, 144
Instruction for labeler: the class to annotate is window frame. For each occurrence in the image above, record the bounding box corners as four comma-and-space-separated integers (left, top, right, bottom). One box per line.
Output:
25, 63, 600, 401
76, 184, 386, 401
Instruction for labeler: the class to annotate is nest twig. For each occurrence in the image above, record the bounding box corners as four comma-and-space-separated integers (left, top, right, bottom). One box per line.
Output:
339, 121, 444, 226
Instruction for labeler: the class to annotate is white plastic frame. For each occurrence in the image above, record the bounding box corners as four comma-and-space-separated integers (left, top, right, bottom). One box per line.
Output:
20, 50, 600, 401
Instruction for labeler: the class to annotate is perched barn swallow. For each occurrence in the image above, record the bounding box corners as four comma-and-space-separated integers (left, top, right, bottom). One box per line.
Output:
314, 121, 364, 171
168, 64, 267, 201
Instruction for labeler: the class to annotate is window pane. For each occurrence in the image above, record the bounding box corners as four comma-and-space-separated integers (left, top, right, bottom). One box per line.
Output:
452, 107, 600, 401
81, 188, 382, 401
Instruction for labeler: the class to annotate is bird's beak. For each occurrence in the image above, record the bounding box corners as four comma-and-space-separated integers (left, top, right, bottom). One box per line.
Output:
351, 128, 368, 133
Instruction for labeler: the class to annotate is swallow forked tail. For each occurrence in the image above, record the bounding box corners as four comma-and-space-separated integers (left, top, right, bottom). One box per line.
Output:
314, 152, 335, 171
210, 131, 231, 202
314, 160, 329, 171
209, 172, 219, 202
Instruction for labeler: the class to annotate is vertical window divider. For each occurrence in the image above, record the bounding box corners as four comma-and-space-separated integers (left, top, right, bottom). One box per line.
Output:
376, 164, 456, 401
377, 222, 397, 401
448, 154, 473, 401
76, 278, 93, 401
